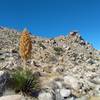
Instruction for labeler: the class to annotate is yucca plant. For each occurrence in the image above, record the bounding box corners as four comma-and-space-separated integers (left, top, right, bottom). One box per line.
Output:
19, 28, 32, 68
11, 69, 40, 97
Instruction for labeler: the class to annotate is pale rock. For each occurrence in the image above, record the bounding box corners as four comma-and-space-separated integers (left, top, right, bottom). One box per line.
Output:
55, 89, 62, 100
90, 77, 100, 84
89, 96, 100, 100
55, 81, 63, 89
67, 97, 75, 100
64, 75, 80, 90
0, 71, 5, 76
38, 92, 53, 100
76, 95, 89, 100
60, 88, 71, 98
3, 89, 16, 96
0, 95, 25, 100
94, 85, 100, 96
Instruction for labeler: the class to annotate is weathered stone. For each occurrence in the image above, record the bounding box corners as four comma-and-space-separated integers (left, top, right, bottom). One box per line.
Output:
60, 88, 71, 98
55, 89, 62, 100
69, 32, 77, 36
94, 85, 100, 96
64, 75, 80, 90
0, 95, 25, 100
90, 77, 100, 84
54, 81, 63, 89
38, 92, 53, 100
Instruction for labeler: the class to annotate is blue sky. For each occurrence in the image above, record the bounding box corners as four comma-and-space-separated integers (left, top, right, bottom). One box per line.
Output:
0, 0, 100, 49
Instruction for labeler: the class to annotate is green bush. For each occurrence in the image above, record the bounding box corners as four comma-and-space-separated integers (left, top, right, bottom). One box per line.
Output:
53, 47, 64, 55
38, 42, 46, 49
11, 69, 40, 97
0, 57, 5, 61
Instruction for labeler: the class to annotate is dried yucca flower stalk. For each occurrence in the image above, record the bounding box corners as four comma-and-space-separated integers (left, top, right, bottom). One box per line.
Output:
19, 28, 32, 66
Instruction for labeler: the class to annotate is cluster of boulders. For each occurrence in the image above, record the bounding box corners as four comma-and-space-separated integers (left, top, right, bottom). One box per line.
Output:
0, 27, 100, 100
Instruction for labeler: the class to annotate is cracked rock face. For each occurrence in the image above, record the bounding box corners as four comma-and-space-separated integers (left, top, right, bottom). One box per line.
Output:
0, 28, 100, 99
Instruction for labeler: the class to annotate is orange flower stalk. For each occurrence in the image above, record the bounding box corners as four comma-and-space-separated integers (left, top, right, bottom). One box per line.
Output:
19, 28, 32, 64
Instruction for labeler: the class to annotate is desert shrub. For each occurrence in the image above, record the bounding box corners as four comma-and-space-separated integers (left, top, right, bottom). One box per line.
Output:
59, 38, 65, 42
0, 57, 5, 61
10, 69, 40, 97
38, 42, 46, 49
53, 47, 64, 55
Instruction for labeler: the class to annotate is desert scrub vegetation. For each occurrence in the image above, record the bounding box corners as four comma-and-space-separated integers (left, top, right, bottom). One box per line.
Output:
10, 69, 40, 97
0, 57, 5, 61
53, 46, 64, 55
58, 38, 65, 42
38, 41, 46, 49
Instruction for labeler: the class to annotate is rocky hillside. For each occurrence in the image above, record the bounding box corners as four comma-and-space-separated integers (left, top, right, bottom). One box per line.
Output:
0, 27, 100, 100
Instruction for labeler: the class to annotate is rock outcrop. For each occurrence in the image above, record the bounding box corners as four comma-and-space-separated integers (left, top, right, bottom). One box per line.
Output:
0, 27, 100, 100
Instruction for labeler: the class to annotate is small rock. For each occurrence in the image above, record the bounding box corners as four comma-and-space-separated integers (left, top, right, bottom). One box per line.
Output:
3, 89, 16, 96
94, 85, 100, 96
86, 58, 95, 65
69, 32, 77, 36
67, 97, 75, 100
55, 89, 62, 100
60, 88, 71, 99
38, 92, 53, 100
55, 81, 62, 89
54, 66, 64, 74
90, 77, 100, 84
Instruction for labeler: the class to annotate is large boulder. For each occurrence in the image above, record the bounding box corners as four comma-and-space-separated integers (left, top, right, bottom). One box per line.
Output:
64, 75, 80, 90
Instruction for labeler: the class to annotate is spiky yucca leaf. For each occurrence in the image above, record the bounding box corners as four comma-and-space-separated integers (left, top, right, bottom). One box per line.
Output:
11, 69, 40, 97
